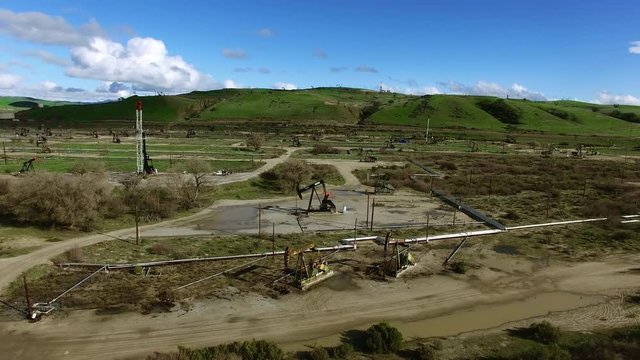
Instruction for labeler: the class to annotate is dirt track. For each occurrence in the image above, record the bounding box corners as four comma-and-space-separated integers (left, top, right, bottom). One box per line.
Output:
1, 252, 639, 360
1, 149, 640, 359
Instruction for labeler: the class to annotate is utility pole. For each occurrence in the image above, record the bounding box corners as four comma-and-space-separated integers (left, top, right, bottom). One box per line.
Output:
135, 100, 144, 174
366, 194, 370, 227
426, 213, 430, 240
272, 223, 275, 263
258, 203, 262, 238
135, 205, 140, 245
23, 275, 31, 318
546, 192, 550, 219
370, 199, 376, 231
354, 218, 358, 241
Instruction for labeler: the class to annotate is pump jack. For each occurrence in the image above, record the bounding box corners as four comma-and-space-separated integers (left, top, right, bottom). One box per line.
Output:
142, 132, 156, 174
284, 243, 334, 290
382, 233, 415, 277
19, 157, 36, 174
296, 179, 337, 213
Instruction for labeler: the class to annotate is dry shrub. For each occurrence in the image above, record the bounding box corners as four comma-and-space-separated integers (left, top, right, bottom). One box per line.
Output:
0, 178, 10, 196
148, 242, 173, 256
69, 159, 106, 174
275, 159, 311, 193
4, 172, 116, 229
65, 246, 84, 262
310, 144, 340, 155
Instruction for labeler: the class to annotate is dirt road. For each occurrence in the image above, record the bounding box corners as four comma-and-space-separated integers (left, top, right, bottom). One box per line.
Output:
1, 252, 639, 360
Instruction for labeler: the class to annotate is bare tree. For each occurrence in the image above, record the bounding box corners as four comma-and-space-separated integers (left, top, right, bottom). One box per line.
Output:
184, 159, 212, 202
246, 132, 266, 151
277, 159, 311, 192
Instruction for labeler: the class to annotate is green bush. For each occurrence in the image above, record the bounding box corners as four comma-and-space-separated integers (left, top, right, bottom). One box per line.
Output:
517, 344, 570, 360
415, 343, 438, 360
331, 343, 354, 359
168, 340, 284, 360
363, 322, 403, 353
529, 321, 561, 344
450, 261, 468, 274
306, 346, 329, 360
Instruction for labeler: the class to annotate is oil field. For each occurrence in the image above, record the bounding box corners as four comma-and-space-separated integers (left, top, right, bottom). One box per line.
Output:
0, 87, 639, 360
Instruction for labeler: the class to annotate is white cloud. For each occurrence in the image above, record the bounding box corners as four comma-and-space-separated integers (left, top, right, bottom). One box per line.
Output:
96, 81, 130, 94
222, 48, 247, 59
258, 28, 274, 37
330, 66, 348, 73
629, 41, 640, 54
258, 67, 271, 74
42, 80, 63, 91
380, 82, 440, 95
440, 81, 546, 101
223, 79, 241, 88
355, 65, 378, 73
0, 9, 102, 46
22, 50, 70, 66
66, 37, 214, 92
0, 73, 21, 89
273, 82, 297, 90
594, 91, 640, 106
313, 49, 328, 59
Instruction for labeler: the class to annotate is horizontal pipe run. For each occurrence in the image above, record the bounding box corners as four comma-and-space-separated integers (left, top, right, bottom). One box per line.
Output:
506, 218, 607, 230
57, 244, 356, 269
621, 219, 640, 224
176, 256, 268, 290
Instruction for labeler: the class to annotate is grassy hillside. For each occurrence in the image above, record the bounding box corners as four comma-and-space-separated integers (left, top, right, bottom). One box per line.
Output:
0, 96, 79, 112
13, 88, 640, 136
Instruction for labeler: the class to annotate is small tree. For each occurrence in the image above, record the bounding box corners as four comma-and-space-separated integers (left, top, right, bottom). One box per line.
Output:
275, 159, 312, 192
529, 321, 561, 344
183, 159, 212, 202
363, 322, 403, 354
246, 133, 265, 151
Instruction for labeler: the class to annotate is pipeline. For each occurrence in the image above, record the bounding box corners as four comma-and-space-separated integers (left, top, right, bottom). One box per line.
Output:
506, 217, 607, 230
57, 244, 356, 269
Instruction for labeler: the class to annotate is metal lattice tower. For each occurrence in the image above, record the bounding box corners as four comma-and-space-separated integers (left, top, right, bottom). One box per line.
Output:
135, 101, 143, 174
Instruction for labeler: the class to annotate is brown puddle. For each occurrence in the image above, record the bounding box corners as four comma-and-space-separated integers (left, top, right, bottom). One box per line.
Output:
282, 291, 604, 350
397, 291, 603, 338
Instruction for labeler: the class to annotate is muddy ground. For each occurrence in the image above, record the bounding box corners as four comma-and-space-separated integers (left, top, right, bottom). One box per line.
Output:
1, 246, 639, 360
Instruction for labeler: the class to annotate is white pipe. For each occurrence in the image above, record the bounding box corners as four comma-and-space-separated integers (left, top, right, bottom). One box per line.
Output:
506, 218, 607, 230
403, 229, 506, 244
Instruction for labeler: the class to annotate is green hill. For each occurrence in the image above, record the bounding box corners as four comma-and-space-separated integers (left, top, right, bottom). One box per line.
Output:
13, 88, 640, 136
0, 96, 80, 112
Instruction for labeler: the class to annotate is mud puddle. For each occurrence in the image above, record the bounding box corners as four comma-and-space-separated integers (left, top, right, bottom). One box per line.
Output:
398, 291, 604, 338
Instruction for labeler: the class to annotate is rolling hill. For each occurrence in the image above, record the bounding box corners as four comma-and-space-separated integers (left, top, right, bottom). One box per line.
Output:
11, 88, 640, 136
0, 96, 80, 112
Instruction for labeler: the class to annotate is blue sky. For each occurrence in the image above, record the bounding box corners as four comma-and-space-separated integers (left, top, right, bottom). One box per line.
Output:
0, 0, 638, 104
